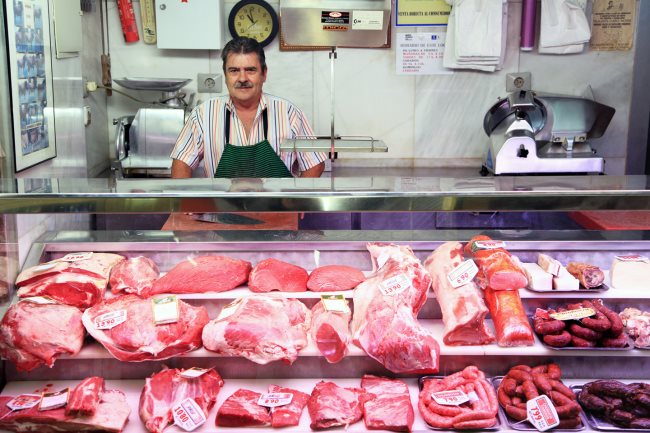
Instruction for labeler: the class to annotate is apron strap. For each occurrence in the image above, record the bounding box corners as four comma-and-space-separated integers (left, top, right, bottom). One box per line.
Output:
224, 107, 268, 144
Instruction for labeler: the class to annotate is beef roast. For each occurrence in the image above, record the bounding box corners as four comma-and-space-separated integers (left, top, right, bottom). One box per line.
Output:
307, 381, 365, 430
249, 258, 308, 292
66, 376, 105, 416
216, 389, 271, 427
109, 256, 160, 297
361, 375, 414, 432
310, 300, 352, 363
268, 384, 310, 428
307, 265, 366, 292
0, 301, 84, 372
82, 294, 208, 361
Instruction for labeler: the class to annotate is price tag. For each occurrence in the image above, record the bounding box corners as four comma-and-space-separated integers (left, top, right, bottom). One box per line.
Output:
431, 390, 469, 406
180, 367, 211, 379
6, 394, 40, 411
217, 299, 243, 321
320, 294, 350, 314
549, 307, 595, 321
314, 250, 320, 268
94, 309, 127, 330
172, 398, 206, 431
22, 296, 57, 305
32, 262, 57, 272
615, 255, 649, 262
447, 260, 479, 288
152, 295, 179, 325
39, 388, 69, 411
376, 252, 391, 270
59, 252, 93, 262
380, 274, 412, 296
258, 392, 293, 408
471, 240, 506, 252
527, 395, 560, 431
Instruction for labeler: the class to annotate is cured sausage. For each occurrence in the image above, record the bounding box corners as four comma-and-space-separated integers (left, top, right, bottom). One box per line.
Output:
568, 323, 603, 341
543, 331, 572, 347
557, 416, 582, 429
601, 332, 630, 348
551, 379, 577, 401
580, 300, 612, 332
507, 369, 533, 383
522, 380, 539, 401
571, 334, 598, 348
484, 287, 534, 347
502, 377, 518, 396
547, 363, 562, 380
505, 404, 527, 421
593, 299, 624, 337
533, 374, 553, 395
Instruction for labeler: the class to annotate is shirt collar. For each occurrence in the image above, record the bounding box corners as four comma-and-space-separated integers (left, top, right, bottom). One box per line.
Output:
226, 93, 268, 113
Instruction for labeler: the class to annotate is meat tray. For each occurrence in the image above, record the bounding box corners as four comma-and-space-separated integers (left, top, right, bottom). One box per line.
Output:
570, 385, 650, 431
525, 283, 610, 293
529, 317, 635, 351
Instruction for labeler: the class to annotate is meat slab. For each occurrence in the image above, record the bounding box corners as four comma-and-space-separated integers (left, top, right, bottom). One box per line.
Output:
464, 235, 528, 291
66, 376, 105, 416
424, 242, 495, 345
82, 294, 208, 361
307, 265, 366, 292
308, 381, 365, 430
310, 300, 352, 363
139, 367, 224, 433
0, 301, 84, 372
268, 384, 310, 428
361, 375, 414, 432
249, 258, 309, 292
216, 389, 271, 427
202, 295, 310, 365
351, 243, 440, 374
109, 256, 160, 297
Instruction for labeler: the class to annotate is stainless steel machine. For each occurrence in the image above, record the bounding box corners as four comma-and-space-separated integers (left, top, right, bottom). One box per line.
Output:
481, 90, 615, 175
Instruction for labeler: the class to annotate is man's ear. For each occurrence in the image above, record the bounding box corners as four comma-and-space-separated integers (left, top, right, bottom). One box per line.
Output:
262, 68, 268, 83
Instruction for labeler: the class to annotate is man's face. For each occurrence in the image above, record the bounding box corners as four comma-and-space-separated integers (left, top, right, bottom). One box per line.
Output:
224, 52, 267, 107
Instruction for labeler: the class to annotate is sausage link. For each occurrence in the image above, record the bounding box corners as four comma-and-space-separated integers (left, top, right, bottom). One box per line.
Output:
454, 418, 497, 430
522, 380, 539, 401
531, 365, 548, 374
497, 387, 512, 407
479, 379, 499, 414
418, 399, 454, 429
580, 300, 612, 332
550, 379, 577, 401
511, 396, 523, 406
501, 377, 518, 397
543, 331, 572, 347
507, 369, 533, 383
550, 392, 581, 418
547, 363, 562, 380
505, 404, 528, 421
568, 323, 603, 341
510, 365, 533, 373
557, 416, 582, 429
534, 318, 566, 335
630, 418, 650, 429
533, 373, 553, 395
571, 334, 597, 348
593, 299, 624, 337
578, 389, 608, 412
601, 332, 629, 348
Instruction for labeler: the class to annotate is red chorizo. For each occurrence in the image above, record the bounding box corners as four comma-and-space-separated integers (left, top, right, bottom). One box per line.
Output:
533, 373, 553, 395
543, 330, 572, 347
593, 299, 624, 337
418, 399, 454, 429
601, 332, 629, 348
510, 364, 533, 373
522, 380, 539, 401
501, 377, 518, 396
514, 385, 524, 397
557, 416, 582, 429
547, 363, 562, 380
571, 334, 597, 348
580, 300, 612, 332
452, 410, 496, 425
534, 318, 565, 335
505, 404, 528, 421
531, 365, 548, 374
498, 387, 512, 407
550, 391, 581, 418
568, 322, 603, 341
454, 418, 497, 430
511, 396, 523, 406
550, 379, 577, 401
507, 369, 533, 383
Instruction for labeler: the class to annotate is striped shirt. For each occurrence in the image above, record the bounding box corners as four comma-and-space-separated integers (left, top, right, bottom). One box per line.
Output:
171, 94, 326, 177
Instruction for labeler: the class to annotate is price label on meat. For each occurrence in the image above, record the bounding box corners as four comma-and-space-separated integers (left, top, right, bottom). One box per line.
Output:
33, 262, 57, 272
447, 259, 479, 288
321, 294, 351, 313
152, 295, 179, 325
39, 388, 69, 411
22, 296, 57, 305
59, 252, 93, 262
549, 307, 595, 321
258, 392, 293, 408
526, 395, 559, 431
94, 309, 127, 330
615, 255, 649, 262
380, 274, 412, 296
180, 367, 211, 379
472, 240, 506, 251
431, 389, 469, 406
172, 397, 206, 431
6, 394, 40, 411
217, 299, 243, 321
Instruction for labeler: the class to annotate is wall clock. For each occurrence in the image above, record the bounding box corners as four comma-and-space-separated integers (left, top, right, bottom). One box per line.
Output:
228, 0, 279, 47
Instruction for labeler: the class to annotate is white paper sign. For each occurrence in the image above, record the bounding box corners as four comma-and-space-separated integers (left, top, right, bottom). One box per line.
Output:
321, 294, 351, 314
549, 307, 595, 321
447, 260, 479, 288
352, 10, 383, 30
397, 32, 452, 75
6, 394, 40, 411
380, 274, 412, 296
172, 398, 206, 431
39, 389, 69, 411
94, 309, 127, 330
527, 395, 560, 431
33, 262, 57, 272
431, 389, 469, 406
615, 255, 649, 262
22, 296, 57, 305
180, 367, 210, 379
258, 392, 293, 408
217, 299, 242, 321
59, 252, 93, 262
472, 240, 506, 251
152, 295, 179, 325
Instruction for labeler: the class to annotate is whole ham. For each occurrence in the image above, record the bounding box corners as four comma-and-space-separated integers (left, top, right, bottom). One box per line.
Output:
310, 299, 352, 363
307, 381, 365, 430
424, 242, 495, 345
361, 375, 414, 432
109, 256, 160, 297
464, 235, 528, 290
248, 258, 308, 293
484, 287, 534, 347
0, 300, 84, 372
139, 367, 224, 433
268, 384, 310, 428
307, 265, 366, 292
202, 295, 310, 365
216, 389, 271, 427
150, 255, 251, 295
566, 261, 605, 288
66, 376, 105, 416
351, 243, 440, 374
82, 294, 208, 361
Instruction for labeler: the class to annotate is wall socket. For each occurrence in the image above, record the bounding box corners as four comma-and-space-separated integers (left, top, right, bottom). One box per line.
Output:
506, 72, 532, 92
197, 73, 222, 93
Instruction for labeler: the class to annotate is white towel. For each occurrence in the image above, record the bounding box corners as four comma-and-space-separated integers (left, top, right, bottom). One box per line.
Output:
539, 0, 591, 54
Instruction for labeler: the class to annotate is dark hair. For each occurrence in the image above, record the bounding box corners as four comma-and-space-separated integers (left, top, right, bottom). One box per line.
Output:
221, 37, 267, 72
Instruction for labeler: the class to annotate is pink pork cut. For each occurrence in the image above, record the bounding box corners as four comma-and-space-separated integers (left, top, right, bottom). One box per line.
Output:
268, 384, 310, 428
310, 299, 352, 363
150, 255, 251, 295
361, 375, 414, 432
66, 376, 105, 416
248, 258, 308, 292
82, 294, 208, 362
424, 242, 495, 346
139, 367, 224, 433
16, 253, 125, 287
216, 389, 271, 427
351, 243, 440, 374
307, 265, 366, 292
109, 256, 160, 297
307, 381, 366, 430
202, 295, 310, 365
0, 301, 84, 372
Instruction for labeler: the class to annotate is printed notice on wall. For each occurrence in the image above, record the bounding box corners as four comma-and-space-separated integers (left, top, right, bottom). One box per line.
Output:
590, 0, 636, 51
396, 0, 451, 26
397, 32, 452, 75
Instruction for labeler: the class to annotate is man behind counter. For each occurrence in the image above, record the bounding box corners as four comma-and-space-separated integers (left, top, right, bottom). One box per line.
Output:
171, 37, 326, 179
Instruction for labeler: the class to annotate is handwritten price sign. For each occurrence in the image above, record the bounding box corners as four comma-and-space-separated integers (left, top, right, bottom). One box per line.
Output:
447, 259, 479, 288
94, 310, 127, 330
172, 398, 206, 431
431, 389, 469, 406
527, 395, 559, 431
59, 252, 93, 262
380, 274, 412, 296
258, 392, 293, 408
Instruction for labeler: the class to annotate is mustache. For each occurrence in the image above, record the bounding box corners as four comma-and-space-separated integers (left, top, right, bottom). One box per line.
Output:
234, 81, 253, 88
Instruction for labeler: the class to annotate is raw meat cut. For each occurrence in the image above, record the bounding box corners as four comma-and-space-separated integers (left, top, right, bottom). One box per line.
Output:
621, 307, 650, 348
109, 256, 160, 297
0, 386, 130, 433
66, 376, 105, 416
82, 294, 208, 361
308, 381, 365, 430
566, 261, 605, 288
361, 375, 414, 432
351, 243, 440, 374
249, 258, 308, 292
424, 242, 495, 346
216, 389, 271, 427
150, 255, 251, 295
307, 265, 366, 292
202, 295, 310, 365
16, 253, 125, 287
310, 299, 352, 363
464, 235, 528, 291
139, 367, 224, 433
0, 301, 84, 372
484, 287, 534, 347
268, 384, 310, 428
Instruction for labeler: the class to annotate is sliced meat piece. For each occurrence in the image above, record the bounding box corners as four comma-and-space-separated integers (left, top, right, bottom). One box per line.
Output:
248, 258, 308, 293
308, 381, 365, 430
216, 389, 271, 427
566, 262, 605, 288
66, 376, 105, 417
484, 287, 534, 347
361, 375, 414, 432
17, 273, 106, 310
109, 256, 160, 297
150, 255, 251, 295
307, 265, 366, 292
310, 300, 352, 363
464, 235, 528, 290
268, 384, 310, 428
16, 253, 125, 287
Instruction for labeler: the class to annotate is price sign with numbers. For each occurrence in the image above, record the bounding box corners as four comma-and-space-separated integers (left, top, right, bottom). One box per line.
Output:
39, 388, 69, 411
172, 398, 206, 431
258, 392, 293, 408
152, 295, 179, 325
471, 240, 506, 252
447, 259, 479, 288
527, 395, 560, 431
431, 389, 469, 406
380, 274, 412, 296
59, 252, 93, 262
6, 394, 40, 411
94, 309, 127, 330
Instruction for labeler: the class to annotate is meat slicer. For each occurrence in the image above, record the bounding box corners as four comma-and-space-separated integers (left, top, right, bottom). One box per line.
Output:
481, 90, 615, 175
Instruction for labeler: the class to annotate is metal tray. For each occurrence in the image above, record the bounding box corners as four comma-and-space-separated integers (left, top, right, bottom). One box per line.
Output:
571, 384, 650, 431
530, 317, 634, 351
113, 77, 191, 91
526, 283, 610, 293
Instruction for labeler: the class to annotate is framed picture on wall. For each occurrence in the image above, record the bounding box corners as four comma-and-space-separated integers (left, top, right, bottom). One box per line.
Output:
7, 0, 56, 172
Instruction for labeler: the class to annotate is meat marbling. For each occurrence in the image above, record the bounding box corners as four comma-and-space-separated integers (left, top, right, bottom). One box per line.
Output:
361, 375, 414, 432
216, 389, 271, 427
307, 265, 366, 292
307, 381, 365, 430
109, 256, 160, 297
310, 299, 352, 363
66, 376, 105, 416
268, 384, 310, 428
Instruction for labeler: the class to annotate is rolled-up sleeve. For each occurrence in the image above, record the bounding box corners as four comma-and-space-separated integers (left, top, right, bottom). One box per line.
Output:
170, 106, 203, 170
289, 106, 327, 172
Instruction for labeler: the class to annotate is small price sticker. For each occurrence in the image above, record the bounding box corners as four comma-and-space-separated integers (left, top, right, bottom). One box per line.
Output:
380, 274, 412, 296
180, 367, 211, 379
447, 260, 479, 288
94, 309, 127, 330
172, 398, 206, 431
39, 388, 69, 411
6, 394, 40, 411
22, 296, 57, 305
527, 395, 560, 431
615, 255, 649, 262
550, 307, 596, 321
258, 392, 293, 408
314, 250, 321, 268
471, 240, 506, 252
217, 299, 243, 321
321, 294, 350, 314
59, 252, 93, 262
376, 253, 391, 270
431, 389, 469, 406
152, 295, 179, 325
32, 262, 57, 272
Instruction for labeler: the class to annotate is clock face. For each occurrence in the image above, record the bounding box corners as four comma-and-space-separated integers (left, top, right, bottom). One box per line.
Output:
229, 0, 279, 47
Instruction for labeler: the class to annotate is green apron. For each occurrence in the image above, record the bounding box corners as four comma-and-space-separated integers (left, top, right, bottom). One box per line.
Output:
214, 108, 292, 178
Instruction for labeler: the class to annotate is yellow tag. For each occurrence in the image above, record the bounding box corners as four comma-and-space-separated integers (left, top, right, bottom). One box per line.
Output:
320, 294, 350, 313
549, 307, 595, 321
